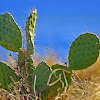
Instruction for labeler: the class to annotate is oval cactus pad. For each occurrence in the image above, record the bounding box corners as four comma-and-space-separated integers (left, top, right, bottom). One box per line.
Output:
0, 13, 22, 52
68, 33, 99, 70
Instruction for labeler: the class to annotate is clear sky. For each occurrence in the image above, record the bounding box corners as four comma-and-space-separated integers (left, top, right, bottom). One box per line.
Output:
0, 0, 100, 61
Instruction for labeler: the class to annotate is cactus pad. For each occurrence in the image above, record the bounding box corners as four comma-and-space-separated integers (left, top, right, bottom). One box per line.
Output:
47, 64, 71, 98
33, 62, 51, 99
26, 9, 37, 54
0, 13, 22, 52
0, 62, 19, 91
68, 33, 99, 70
51, 64, 71, 87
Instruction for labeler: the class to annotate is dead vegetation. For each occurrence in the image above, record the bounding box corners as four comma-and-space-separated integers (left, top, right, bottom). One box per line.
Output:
0, 54, 100, 100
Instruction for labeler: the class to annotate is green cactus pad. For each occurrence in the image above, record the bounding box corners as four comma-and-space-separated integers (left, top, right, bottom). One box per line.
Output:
47, 64, 71, 98
26, 9, 37, 54
33, 62, 51, 99
0, 62, 19, 91
68, 33, 99, 70
51, 64, 71, 87
0, 13, 22, 52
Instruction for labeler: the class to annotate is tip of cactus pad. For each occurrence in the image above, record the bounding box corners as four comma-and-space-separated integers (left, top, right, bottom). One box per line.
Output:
32, 8, 37, 13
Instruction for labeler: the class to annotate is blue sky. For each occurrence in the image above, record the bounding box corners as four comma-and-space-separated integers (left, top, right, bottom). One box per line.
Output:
0, 0, 100, 61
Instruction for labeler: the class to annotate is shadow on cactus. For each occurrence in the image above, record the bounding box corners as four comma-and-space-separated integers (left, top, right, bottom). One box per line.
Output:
0, 8, 99, 100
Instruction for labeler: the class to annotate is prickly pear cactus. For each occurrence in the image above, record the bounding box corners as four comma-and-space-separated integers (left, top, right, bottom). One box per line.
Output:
0, 13, 22, 52
0, 9, 36, 94
33, 62, 51, 99
33, 63, 72, 99
0, 62, 19, 91
68, 33, 99, 70
1, 9, 100, 100
26, 9, 37, 54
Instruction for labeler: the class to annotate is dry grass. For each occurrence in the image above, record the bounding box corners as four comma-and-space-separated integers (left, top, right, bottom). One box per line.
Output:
1, 53, 100, 100
56, 55, 100, 100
